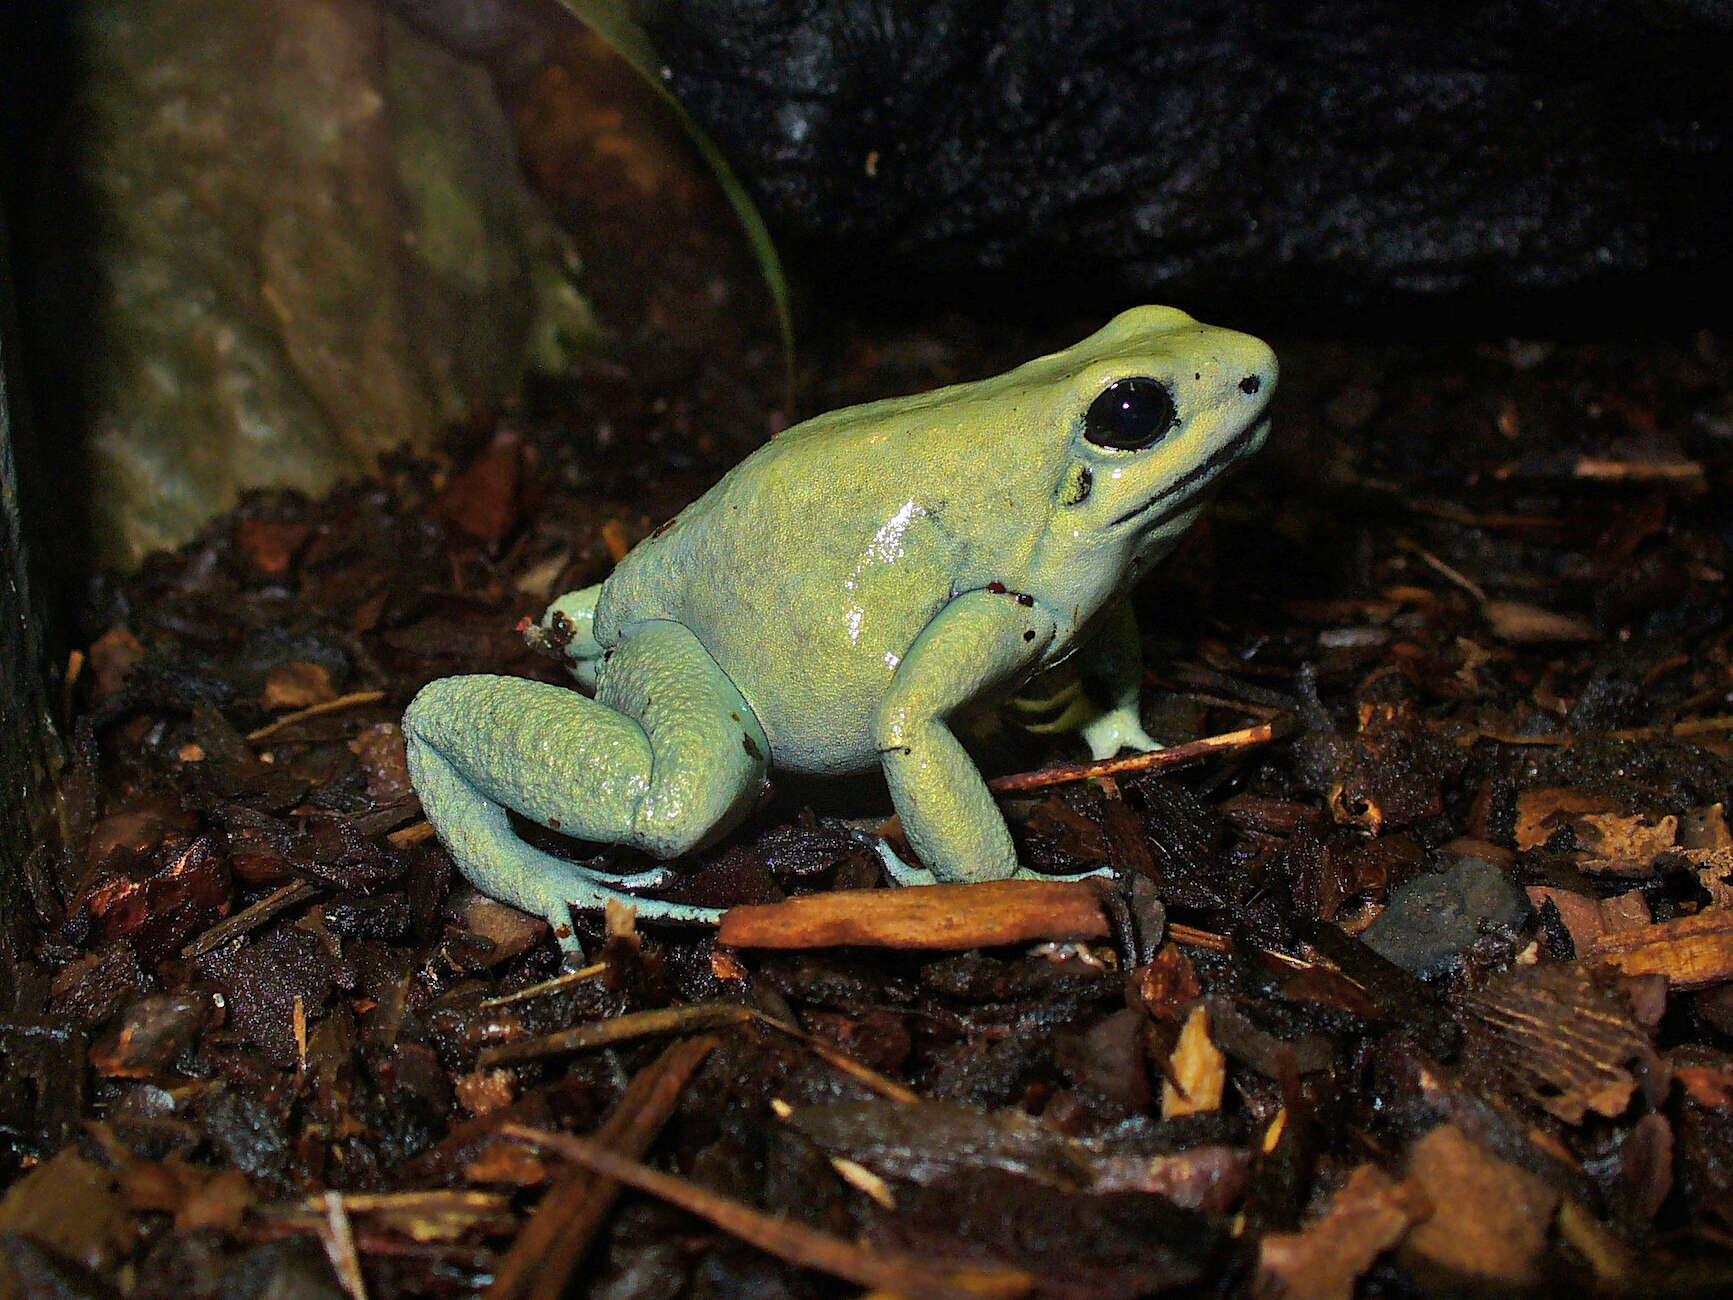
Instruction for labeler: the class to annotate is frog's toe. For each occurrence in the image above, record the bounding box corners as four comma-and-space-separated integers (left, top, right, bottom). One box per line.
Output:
578, 861, 678, 889
1015, 863, 1116, 883
848, 829, 942, 887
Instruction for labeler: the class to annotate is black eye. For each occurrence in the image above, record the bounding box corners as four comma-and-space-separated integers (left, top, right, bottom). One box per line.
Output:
1083, 378, 1177, 450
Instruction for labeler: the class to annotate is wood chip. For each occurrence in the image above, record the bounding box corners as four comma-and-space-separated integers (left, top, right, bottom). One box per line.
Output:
0, 1149, 132, 1278
1466, 962, 1657, 1123
1482, 600, 1598, 643
1161, 1002, 1225, 1118
262, 661, 338, 710
1514, 788, 1617, 851
1258, 1164, 1432, 1300
1576, 810, 1678, 873
1399, 1124, 1560, 1286
1580, 910, 1733, 989
717, 880, 1108, 950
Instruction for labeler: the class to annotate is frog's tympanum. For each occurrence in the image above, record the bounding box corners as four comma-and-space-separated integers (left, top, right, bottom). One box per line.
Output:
404, 307, 1276, 935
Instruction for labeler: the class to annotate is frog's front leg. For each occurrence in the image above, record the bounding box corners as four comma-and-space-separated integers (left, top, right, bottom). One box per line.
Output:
872, 589, 1059, 885
1074, 601, 1164, 758
402, 619, 769, 939
1011, 602, 1161, 759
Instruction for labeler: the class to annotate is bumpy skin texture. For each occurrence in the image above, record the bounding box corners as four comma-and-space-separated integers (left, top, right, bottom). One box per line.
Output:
404, 306, 1276, 938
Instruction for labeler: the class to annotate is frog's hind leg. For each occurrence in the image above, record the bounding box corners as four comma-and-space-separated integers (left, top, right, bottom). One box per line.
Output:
402, 619, 770, 940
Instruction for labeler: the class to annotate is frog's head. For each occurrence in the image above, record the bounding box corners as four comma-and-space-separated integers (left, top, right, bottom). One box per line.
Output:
1020, 305, 1276, 610
1000, 306, 1277, 641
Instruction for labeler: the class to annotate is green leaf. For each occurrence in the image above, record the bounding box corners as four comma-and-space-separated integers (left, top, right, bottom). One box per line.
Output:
555, 0, 794, 385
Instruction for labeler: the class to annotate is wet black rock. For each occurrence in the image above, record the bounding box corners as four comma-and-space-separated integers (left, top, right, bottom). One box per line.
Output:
1362, 857, 1531, 977
641, 0, 1733, 323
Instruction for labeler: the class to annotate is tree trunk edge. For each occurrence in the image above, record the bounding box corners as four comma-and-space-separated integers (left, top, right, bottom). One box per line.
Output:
0, 212, 65, 1010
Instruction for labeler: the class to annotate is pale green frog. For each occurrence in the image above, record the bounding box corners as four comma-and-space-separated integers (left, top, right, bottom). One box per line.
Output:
403, 306, 1276, 937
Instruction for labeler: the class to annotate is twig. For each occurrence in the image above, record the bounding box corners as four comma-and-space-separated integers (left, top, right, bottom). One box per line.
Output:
248, 690, 386, 741
502, 1125, 1032, 1299
475, 999, 918, 1101
180, 879, 321, 960
1396, 538, 1488, 604
320, 1191, 369, 1300
985, 718, 1291, 797
486, 1036, 717, 1300
479, 962, 609, 1009
750, 1015, 922, 1103
479, 1003, 753, 1067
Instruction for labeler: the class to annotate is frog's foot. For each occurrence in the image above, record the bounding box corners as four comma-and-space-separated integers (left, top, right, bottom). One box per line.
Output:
1079, 703, 1163, 761
403, 620, 769, 939
491, 856, 724, 954
856, 832, 1114, 889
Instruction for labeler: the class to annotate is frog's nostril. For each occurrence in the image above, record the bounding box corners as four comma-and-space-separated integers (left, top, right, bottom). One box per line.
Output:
1239, 375, 1261, 395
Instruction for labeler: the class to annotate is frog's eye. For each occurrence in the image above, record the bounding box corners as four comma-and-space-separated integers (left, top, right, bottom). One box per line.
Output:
1083, 378, 1178, 450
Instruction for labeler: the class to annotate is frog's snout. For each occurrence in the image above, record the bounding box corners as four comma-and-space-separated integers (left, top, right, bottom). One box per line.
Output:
1235, 337, 1280, 414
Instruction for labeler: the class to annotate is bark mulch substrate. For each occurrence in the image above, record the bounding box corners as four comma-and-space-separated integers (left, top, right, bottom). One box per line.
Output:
12, 327, 1733, 1298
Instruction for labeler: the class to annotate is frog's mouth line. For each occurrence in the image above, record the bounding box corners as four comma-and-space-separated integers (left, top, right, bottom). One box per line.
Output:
1109, 418, 1268, 530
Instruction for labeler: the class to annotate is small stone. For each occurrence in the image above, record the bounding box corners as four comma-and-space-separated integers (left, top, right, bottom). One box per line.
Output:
1361, 857, 1529, 976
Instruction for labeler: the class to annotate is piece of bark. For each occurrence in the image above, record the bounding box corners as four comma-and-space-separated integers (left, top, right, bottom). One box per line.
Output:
479, 1004, 752, 1067
717, 880, 1108, 950
1257, 1164, 1432, 1300
0, 1150, 134, 1289
1581, 911, 1733, 989
1600, 889, 1654, 934
1399, 1125, 1560, 1287
1514, 789, 1618, 851
1526, 885, 1604, 946
1465, 962, 1656, 1123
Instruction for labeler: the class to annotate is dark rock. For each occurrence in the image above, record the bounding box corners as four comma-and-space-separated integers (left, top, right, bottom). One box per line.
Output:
641, 0, 1733, 322
1362, 857, 1530, 976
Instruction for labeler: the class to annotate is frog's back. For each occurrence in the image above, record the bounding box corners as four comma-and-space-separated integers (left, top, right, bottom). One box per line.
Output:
595, 392, 1057, 774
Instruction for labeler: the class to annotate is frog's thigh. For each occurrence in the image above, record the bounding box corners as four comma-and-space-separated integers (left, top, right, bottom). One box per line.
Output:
402, 621, 767, 925
873, 590, 1056, 884
592, 619, 770, 854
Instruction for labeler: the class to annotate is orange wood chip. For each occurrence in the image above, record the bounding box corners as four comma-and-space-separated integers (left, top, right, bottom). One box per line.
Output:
717, 880, 1108, 950
1580, 910, 1733, 989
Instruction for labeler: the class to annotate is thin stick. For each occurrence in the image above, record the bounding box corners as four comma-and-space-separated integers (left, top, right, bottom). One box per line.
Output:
476, 1000, 918, 1102
479, 1003, 753, 1067
181, 879, 320, 959
486, 1036, 718, 1300
871, 720, 1287, 856
248, 690, 386, 741
320, 1191, 370, 1300
502, 1125, 1031, 1299
479, 962, 609, 1009
984, 718, 1290, 795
